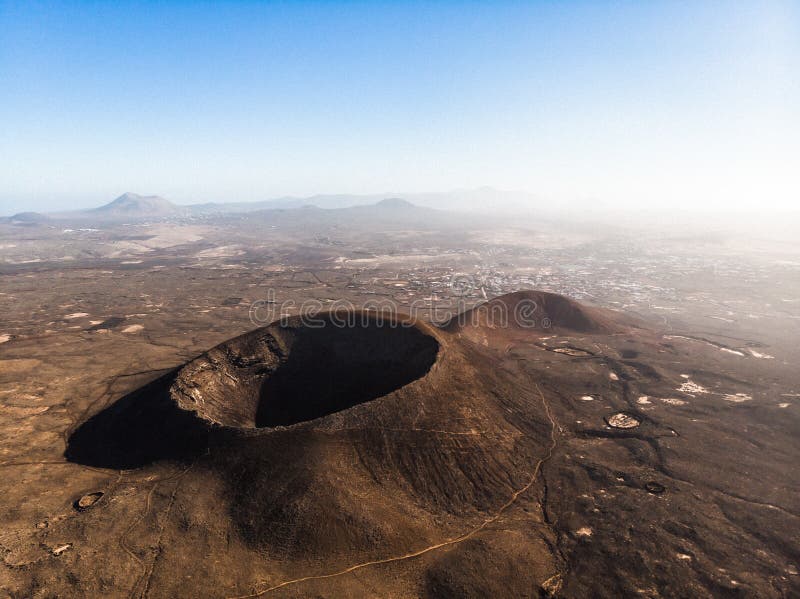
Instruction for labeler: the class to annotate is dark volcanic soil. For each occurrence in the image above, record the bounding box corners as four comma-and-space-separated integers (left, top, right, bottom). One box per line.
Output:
12, 291, 798, 597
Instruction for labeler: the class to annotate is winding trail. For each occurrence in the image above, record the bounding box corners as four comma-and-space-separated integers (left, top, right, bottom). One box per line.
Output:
228, 382, 559, 598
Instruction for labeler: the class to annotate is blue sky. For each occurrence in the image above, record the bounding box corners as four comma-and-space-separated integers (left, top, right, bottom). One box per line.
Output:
1, 0, 798, 213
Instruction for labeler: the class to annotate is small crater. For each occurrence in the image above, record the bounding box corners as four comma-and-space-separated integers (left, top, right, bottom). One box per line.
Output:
644, 481, 666, 494
605, 413, 640, 429
74, 491, 104, 511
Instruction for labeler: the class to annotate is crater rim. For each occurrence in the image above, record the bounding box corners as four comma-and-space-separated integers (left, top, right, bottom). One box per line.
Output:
170, 310, 442, 431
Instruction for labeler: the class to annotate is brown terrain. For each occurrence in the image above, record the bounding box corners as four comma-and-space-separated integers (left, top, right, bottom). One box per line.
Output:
1, 205, 799, 598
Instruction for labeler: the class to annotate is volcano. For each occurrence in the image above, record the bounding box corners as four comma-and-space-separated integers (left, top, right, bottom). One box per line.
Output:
60, 292, 799, 598
89, 192, 180, 218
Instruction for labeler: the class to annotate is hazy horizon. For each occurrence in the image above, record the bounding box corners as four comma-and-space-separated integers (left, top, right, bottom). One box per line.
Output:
1, 1, 798, 214
6, 187, 800, 219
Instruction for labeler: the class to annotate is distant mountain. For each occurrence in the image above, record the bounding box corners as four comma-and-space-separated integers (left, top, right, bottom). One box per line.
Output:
190, 188, 537, 214
374, 198, 415, 209
187, 198, 307, 214
91, 193, 179, 217
9, 211, 50, 224
184, 196, 419, 216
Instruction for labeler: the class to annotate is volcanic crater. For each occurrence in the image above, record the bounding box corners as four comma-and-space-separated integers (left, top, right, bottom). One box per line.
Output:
171, 311, 440, 429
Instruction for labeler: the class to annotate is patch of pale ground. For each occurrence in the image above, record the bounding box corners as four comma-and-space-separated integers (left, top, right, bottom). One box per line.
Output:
106, 225, 209, 258
121, 324, 144, 333
194, 245, 246, 258
678, 381, 709, 395
137, 224, 208, 247
340, 254, 453, 266
720, 347, 745, 356
660, 397, 687, 406
723, 393, 753, 403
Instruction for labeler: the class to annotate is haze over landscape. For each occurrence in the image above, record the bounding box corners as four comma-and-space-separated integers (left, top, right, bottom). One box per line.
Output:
1, 2, 799, 598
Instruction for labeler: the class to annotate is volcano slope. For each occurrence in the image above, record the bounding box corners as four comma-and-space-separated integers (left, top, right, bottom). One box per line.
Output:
18, 290, 795, 597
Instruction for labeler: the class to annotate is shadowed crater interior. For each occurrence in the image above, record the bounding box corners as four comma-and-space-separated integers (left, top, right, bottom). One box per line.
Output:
172, 312, 440, 429
256, 323, 438, 427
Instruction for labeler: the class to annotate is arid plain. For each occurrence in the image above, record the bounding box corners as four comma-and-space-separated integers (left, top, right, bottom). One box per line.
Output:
1, 198, 798, 597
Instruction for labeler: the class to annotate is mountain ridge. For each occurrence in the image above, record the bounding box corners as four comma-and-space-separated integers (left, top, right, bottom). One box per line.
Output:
90, 192, 179, 216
